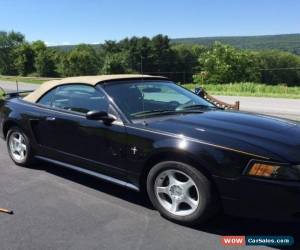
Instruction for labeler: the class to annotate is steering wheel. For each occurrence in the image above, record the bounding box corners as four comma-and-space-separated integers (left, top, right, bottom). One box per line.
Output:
176, 100, 194, 110
168, 101, 180, 109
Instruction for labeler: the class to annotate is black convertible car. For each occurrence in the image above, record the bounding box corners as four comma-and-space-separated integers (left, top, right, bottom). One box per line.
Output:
1, 74, 300, 225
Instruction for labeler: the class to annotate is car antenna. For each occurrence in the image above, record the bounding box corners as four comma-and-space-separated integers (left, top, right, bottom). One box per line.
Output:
140, 55, 143, 79
16, 79, 19, 93
140, 55, 147, 125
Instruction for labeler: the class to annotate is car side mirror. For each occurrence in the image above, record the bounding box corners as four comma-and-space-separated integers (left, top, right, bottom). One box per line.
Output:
86, 110, 116, 124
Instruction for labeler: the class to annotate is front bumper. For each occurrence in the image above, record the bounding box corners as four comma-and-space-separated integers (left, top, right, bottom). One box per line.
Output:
215, 176, 300, 221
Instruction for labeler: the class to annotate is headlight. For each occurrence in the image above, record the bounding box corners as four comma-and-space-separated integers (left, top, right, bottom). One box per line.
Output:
246, 162, 300, 181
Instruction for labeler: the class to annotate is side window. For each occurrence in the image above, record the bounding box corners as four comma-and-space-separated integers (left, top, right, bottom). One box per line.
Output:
38, 88, 57, 106
38, 84, 109, 114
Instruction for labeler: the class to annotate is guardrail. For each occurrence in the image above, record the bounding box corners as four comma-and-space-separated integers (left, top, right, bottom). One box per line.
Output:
195, 87, 240, 110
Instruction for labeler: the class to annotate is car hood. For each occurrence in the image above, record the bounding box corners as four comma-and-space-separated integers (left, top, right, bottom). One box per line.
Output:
144, 110, 300, 163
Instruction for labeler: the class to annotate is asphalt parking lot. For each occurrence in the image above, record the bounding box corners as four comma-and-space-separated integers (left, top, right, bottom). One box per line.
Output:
0, 140, 300, 250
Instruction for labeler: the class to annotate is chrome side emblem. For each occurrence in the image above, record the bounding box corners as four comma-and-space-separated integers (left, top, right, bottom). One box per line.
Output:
131, 146, 138, 155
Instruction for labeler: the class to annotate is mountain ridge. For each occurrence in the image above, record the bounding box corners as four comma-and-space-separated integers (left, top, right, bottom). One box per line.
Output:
52, 33, 300, 54
171, 33, 300, 54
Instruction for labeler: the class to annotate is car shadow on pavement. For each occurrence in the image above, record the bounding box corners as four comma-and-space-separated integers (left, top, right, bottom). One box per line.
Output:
36, 162, 300, 250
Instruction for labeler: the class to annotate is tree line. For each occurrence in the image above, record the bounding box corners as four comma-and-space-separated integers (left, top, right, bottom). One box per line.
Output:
172, 34, 300, 55
1, 31, 300, 86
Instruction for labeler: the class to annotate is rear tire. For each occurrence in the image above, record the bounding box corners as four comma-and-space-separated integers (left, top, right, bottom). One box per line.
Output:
7, 127, 35, 167
147, 161, 218, 225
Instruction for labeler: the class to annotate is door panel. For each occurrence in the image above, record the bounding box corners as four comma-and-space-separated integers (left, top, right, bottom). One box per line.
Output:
33, 84, 129, 179
31, 109, 61, 149
46, 111, 127, 174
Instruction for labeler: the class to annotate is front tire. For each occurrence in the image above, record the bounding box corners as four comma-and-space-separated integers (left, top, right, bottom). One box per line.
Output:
7, 127, 35, 167
147, 161, 218, 225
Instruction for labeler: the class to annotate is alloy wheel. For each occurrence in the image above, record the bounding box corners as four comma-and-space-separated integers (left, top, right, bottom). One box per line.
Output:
154, 169, 200, 216
9, 131, 27, 162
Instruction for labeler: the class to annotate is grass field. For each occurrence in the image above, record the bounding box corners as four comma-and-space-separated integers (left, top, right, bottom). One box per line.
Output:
183, 82, 300, 99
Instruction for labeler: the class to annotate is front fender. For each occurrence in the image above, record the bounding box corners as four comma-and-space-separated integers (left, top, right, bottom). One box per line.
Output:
149, 137, 252, 178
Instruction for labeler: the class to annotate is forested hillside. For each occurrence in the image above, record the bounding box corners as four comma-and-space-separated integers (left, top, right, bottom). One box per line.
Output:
1, 31, 300, 86
53, 34, 300, 55
172, 34, 300, 55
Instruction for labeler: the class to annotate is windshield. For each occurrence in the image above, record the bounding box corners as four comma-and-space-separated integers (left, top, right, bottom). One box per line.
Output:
103, 80, 215, 119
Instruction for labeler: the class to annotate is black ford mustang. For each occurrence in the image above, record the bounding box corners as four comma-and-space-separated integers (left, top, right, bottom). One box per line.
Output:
1, 74, 300, 225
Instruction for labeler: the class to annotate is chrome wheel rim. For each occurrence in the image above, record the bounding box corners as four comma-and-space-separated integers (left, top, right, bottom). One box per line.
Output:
154, 169, 199, 216
9, 132, 27, 162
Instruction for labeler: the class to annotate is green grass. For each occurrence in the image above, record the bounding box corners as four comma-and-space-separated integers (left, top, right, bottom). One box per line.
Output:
0, 88, 4, 100
183, 82, 300, 99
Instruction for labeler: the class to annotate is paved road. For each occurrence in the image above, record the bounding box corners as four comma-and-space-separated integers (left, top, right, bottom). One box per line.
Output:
1, 80, 299, 121
217, 95, 300, 121
0, 80, 38, 92
0, 140, 300, 250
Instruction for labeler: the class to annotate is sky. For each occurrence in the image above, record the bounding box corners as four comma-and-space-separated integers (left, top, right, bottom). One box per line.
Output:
1, 0, 299, 45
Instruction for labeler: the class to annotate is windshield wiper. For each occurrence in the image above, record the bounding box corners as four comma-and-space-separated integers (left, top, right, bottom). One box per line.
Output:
132, 109, 176, 117
132, 109, 203, 118
178, 104, 220, 111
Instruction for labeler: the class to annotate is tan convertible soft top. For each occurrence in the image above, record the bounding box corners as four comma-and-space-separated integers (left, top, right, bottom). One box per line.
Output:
24, 74, 165, 103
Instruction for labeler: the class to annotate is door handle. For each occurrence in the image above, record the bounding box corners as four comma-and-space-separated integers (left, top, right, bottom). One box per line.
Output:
46, 117, 56, 121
